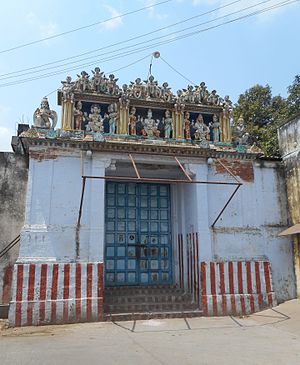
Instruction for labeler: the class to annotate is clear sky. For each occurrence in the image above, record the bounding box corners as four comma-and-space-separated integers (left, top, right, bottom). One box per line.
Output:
0, 0, 299, 151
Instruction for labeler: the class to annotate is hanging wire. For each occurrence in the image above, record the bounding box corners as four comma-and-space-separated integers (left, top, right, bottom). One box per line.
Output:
147, 54, 154, 80
160, 56, 197, 86
0, 0, 172, 54
42, 53, 152, 98
0, 0, 244, 79
0, 0, 297, 88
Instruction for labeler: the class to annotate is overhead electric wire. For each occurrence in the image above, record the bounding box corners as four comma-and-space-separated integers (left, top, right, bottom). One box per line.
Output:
0, 0, 279, 82
0, 0, 244, 79
0, 0, 295, 88
44, 53, 153, 98
0, 0, 297, 88
0, 0, 172, 55
160, 56, 197, 86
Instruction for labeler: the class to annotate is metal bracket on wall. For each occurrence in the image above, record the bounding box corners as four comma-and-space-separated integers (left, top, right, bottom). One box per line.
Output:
78, 152, 243, 231
211, 159, 243, 228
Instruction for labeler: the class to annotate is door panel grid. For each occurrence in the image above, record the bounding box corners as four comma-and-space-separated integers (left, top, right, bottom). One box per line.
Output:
105, 182, 172, 286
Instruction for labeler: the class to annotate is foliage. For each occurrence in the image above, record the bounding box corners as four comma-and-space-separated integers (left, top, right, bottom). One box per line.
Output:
233, 75, 300, 157
287, 75, 300, 117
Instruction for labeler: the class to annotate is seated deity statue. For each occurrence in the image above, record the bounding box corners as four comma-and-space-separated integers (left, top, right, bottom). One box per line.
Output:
194, 114, 210, 141
33, 97, 58, 129
142, 109, 160, 137
164, 110, 173, 139
88, 104, 103, 132
234, 116, 249, 145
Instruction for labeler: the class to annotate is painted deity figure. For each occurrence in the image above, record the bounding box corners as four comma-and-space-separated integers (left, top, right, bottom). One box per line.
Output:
130, 78, 145, 99
198, 82, 209, 104
164, 110, 173, 139
61, 76, 75, 102
88, 104, 103, 132
129, 107, 137, 135
210, 114, 221, 143
91, 67, 105, 92
184, 111, 191, 140
145, 75, 159, 99
143, 109, 160, 137
208, 90, 219, 105
33, 97, 58, 129
222, 95, 233, 118
75, 71, 90, 92
234, 116, 249, 144
74, 101, 84, 130
108, 103, 118, 134
194, 114, 210, 141
106, 74, 119, 95
183, 85, 195, 103
160, 82, 173, 102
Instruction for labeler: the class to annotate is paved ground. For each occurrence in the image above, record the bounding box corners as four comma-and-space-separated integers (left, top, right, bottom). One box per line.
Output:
1, 299, 300, 365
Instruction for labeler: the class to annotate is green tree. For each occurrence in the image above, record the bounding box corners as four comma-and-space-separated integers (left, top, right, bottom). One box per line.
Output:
287, 75, 300, 117
234, 76, 300, 157
233, 85, 289, 157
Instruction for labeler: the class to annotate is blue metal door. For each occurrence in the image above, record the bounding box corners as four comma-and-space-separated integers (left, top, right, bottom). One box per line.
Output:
104, 182, 172, 286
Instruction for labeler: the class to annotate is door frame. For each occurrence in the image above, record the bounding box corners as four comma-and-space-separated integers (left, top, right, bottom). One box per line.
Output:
104, 181, 173, 287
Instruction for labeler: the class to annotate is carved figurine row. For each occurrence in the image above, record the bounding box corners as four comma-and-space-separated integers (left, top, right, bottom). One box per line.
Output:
60, 67, 233, 108
32, 95, 252, 148
73, 101, 222, 142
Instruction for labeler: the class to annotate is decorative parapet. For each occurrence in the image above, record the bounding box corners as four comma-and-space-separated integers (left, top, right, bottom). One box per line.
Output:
25, 66, 257, 155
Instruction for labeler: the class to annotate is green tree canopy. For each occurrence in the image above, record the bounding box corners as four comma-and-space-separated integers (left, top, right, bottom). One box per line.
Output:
233, 75, 300, 157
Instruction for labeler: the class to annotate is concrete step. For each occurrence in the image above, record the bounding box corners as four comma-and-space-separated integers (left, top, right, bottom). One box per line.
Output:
104, 302, 199, 314
104, 286, 183, 296
0, 304, 9, 319
104, 309, 203, 322
104, 294, 193, 305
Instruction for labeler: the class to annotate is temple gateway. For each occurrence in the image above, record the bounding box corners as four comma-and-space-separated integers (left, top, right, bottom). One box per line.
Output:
7, 67, 295, 326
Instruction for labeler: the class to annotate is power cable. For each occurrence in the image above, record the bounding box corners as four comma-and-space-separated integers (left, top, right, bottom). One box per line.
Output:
0, 0, 294, 88
0, 0, 275, 81
0, 0, 297, 88
160, 56, 197, 86
0, 0, 172, 54
0, 0, 244, 79
44, 53, 152, 98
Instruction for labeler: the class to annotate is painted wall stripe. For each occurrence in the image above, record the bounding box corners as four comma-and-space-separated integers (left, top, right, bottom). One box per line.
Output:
26, 264, 35, 326
51, 264, 59, 323
39, 264, 47, 324
15, 264, 23, 327
201, 262, 207, 315
9, 262, 104, 327
75, 263, 81, 321
87, 263, 93, 321
199, 260, 276, 316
